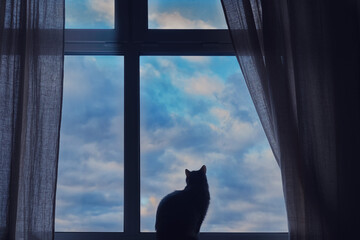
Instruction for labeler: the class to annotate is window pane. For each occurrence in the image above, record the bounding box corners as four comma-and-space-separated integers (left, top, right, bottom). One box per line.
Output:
148, 0, 227, 29
140, 56, 288, 232
65, 0, 114, 29
55, 56, 124, 232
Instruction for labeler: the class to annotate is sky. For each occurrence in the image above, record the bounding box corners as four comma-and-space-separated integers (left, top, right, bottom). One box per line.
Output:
56, 0, 288, 233
56, 56, 124, 231
148, 0, 227, 29
140, 56, 287, 232
65, 0, 227, 29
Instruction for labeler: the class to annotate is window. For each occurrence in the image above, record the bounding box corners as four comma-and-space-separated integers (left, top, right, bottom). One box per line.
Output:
148, 0, 227, 29
56, 0, 288, 239
56, 56, 124, 232
65, 0, 115, 29
140, 56, 287, 232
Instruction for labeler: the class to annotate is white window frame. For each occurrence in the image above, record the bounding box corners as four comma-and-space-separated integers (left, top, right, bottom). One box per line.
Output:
55, 0, 288, 239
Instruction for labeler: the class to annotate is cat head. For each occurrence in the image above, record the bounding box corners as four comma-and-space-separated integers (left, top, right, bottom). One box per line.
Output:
185, 165, 208, 187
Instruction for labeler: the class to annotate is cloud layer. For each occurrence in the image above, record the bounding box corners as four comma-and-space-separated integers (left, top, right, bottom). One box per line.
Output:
59, 0, 287, 230
56, 55, 287, 233
65, 0, 114, 28
149, 11, 217, 29
55, 56, 124, 231
140, 56, 287, 232
148, 0, 227, 29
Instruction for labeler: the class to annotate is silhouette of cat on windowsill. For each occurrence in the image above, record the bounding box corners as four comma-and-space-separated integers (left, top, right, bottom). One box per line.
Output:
155, 165, 210, 240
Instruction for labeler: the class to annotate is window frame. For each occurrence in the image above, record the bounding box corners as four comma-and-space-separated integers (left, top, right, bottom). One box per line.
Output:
56, 0, 288, 239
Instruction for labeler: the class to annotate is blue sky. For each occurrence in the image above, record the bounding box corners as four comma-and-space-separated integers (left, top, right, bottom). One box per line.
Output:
148, 0, 227, 29
65, 0, 226, 29
56, 56, 124, 231
56, 0, 287, 233
65, 0, 115, 28
140, 56, 287, 232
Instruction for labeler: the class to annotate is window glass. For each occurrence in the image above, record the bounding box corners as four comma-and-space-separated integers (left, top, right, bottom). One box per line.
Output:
140, 56, 287, 232
65, 0, 115, 29
55, 56, 124, 232
148, 0, 227, 29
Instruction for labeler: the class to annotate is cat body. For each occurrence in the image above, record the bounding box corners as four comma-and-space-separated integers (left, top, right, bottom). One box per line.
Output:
155, 165, 210, 240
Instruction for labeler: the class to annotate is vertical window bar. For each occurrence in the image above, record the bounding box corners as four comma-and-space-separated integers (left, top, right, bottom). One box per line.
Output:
123, 49, 140, 234
115, 0, 130, 42
132, 0, 148, 42
122, 0, 147, 235
114, 0, 120, 30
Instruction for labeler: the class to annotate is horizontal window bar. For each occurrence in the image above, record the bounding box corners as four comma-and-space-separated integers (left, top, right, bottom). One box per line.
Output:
64, 42, 234, 55
64, 29, 236, 44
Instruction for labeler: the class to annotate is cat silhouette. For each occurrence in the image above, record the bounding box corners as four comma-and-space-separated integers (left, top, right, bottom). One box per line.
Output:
155, 165, 210, 240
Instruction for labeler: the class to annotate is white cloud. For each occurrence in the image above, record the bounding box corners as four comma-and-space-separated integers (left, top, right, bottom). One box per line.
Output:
149, 11, 216, 29
109, 114, 124, 148
153, 57, 225, 98
59, 139, 123, 186
184, 75, 225, 96
154, 60, 225, 97
242, 211, 288, 231
56, 131, 124, 231
209, 107, 262, 151
181, 56, 211, 64
56, 209, 123, 231
141, 196, 159, 217
226, 200, 257, 212
158, 58, 176, 69
86, 157, 123, 174
140, 63, 161, 79
63, 65, 91, 98
204, 210, 287, 232
243, 148, 285, 203
210, 108, 231, 122
88, 0, 114, 25
140, 125, 181, 153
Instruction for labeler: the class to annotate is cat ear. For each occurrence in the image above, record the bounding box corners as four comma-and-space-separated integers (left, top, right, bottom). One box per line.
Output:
185, 169, 190, 177
200, 165, 207, 174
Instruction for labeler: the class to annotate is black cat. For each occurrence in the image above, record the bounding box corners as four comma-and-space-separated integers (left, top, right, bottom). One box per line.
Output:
155, 165, 210, 240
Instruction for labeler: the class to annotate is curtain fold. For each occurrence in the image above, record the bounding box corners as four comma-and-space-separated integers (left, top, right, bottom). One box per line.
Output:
222, 0, 360, 239
0, 1, 64, 240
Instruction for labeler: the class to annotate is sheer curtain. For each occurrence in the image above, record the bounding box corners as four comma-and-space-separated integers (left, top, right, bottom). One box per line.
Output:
222, 0, 359, 239
0, 1, 64, 240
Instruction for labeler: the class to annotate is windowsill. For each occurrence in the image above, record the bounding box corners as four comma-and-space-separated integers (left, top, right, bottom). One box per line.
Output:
55, 232, 289, 240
